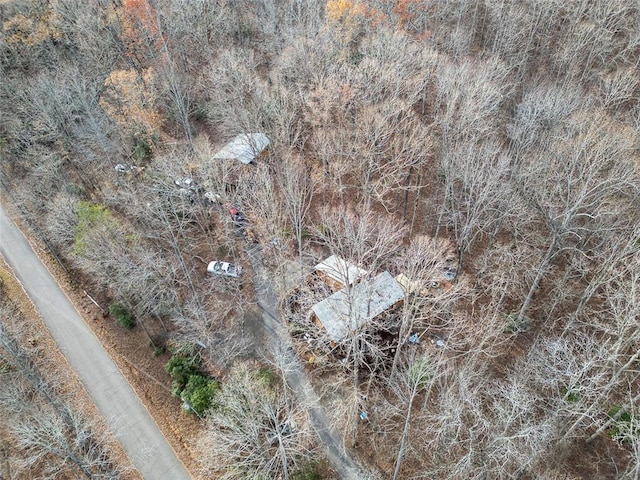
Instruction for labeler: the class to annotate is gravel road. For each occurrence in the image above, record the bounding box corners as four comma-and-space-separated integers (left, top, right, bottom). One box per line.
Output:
0, 205, 191, 480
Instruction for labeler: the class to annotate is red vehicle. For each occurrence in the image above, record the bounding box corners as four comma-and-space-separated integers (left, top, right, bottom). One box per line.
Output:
228, 206, 247, 226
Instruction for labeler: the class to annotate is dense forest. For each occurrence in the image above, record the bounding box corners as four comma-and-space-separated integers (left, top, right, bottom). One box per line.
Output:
2, 0, 640, 478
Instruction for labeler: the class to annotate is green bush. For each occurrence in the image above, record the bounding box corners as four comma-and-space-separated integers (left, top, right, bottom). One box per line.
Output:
165, 354, 199, 392
180, 374, 220, 416
607, 405, 634, 442
560, 386, 580, 403
607, 405, 632, 423
132, 133, 153, 162
153, 345, 165, 357
108, 303, 135, 329
291, 461, 321, 480
165, 354, 218, 416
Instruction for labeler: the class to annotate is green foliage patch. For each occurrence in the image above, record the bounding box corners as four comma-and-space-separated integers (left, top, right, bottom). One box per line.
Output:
153, 345, 166, 357
560, 386, 580, 403
108, 303, 135, 329
291, 461, 321, 480
166, 353, 219, 416
407, 356, 432, 390
607, 405, 635, 442
255, 366, 277, 387
180, 374, 220, 416
132, 131, 155, 162
74, 201, 112, 255
166, 354, 200, 394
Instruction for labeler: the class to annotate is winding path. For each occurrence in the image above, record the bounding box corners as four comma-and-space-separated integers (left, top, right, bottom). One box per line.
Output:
245, 245, 368, 480
0, 205, 190, 480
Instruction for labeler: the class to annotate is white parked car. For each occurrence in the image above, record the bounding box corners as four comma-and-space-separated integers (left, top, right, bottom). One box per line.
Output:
207, 261, 242, 278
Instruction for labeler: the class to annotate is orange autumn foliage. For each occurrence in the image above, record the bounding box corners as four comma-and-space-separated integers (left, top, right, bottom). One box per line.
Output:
118, 0, 164, 65
99, 68, 162, 141
2, 9, 61, 46
326, 0, 431, 36
393, 0, 431, 32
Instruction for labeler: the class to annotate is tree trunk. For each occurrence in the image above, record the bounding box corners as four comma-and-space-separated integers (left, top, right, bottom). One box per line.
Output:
351, 360, 360, 448
393, 394, 415, 480
517, 238, 558, 324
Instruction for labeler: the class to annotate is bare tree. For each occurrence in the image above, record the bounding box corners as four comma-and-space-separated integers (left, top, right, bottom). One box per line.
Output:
275, 154, 316, 278
390, 354, 433, 480
0, 305, 122, 479
513, 109, 639, 324
313, 207, 406, 275
201, 365, 316, 480
390, 235, 466, 375
437, 139, 512, 267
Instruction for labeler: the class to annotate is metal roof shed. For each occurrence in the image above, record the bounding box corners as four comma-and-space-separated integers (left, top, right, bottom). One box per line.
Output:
395, 273, 420, 294
314, 255, 369, 291
212, 133, 270, 165
311, 271, 405, 342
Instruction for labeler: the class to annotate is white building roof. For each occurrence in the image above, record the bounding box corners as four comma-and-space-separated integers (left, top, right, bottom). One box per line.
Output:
314, 255, 368, 289
311, 271, 405, 342
212, 133, 270, 164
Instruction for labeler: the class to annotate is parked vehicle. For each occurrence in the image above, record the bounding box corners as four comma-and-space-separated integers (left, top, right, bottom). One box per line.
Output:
207, 261, 242, 278
204, 191, 222, 204
228, 206, 248, 226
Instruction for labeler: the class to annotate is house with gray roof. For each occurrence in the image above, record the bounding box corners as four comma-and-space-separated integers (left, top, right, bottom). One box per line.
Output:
310, 271, 405, 342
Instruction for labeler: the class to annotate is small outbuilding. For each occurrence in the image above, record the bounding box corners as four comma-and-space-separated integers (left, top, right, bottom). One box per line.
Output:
212, 133, 270, 165
310, 271, 405, 342
314, 255, 369, 291
395, 273, 423, 295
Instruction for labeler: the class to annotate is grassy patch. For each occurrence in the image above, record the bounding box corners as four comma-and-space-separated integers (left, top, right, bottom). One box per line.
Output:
74, 201, 112, 255
560, 386, 580, 403
108, 303, 135, 329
